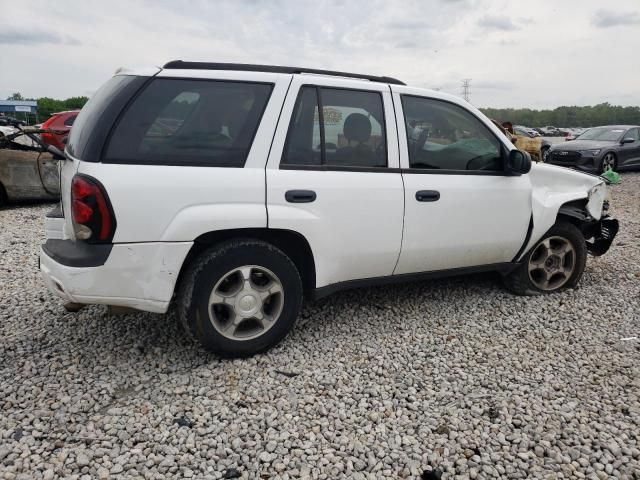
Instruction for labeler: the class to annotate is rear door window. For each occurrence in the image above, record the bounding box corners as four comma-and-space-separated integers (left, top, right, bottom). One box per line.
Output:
104, 79, 273, 167
281, 86, 387, 168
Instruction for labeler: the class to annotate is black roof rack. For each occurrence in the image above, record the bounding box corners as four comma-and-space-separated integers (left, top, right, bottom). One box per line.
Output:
162, 60, 406, 86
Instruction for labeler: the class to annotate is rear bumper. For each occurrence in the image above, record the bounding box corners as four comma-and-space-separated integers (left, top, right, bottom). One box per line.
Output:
40, 240, 193, 313
586, 216, 618, 256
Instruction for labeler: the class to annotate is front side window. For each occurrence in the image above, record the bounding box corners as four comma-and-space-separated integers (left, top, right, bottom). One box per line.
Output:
282, 86, 387, 168
104, 79, 273, 167
401, 96, 503, 171
624, 128, 639, 142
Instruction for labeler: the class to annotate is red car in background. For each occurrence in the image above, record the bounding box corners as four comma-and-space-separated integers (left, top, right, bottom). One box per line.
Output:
40, 110, 79, 151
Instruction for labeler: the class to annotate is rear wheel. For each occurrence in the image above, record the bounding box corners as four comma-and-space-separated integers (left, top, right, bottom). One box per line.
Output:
601, 152, 617, 173
504, 221, 587, 295
177, 239, 303, 357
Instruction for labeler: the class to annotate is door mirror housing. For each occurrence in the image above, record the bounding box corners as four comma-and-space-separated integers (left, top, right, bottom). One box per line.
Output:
621, 137, 635, 145
505, 149, 532, 176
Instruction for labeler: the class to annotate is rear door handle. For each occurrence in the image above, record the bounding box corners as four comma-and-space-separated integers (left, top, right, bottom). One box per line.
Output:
285, 190, 317, 203
415, 190, 440, 202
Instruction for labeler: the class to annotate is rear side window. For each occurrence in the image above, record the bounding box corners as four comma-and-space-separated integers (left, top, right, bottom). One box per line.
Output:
282, 86, 387, 168
104, 79, 273, 167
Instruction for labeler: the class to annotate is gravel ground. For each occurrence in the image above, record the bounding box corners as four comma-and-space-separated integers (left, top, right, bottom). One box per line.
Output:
1, 174, 639, 480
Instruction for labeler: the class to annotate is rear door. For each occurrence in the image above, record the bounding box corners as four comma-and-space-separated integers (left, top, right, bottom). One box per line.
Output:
266, 76, 404, 289
392, 87, 532, 274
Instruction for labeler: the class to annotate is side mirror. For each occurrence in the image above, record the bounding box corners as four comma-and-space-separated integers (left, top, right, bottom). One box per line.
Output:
505, 149, 532, 175
621, 137, 635, 144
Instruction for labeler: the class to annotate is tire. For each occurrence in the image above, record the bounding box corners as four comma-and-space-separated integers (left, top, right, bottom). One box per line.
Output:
540, 146, 549, 162
600, 152, 617, 173
504, 221, 587, 296
177, 239, 303, 358
0, 182, 7, 208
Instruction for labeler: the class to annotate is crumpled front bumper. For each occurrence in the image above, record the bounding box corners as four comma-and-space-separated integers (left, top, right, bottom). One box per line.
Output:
586, 216, 618, 256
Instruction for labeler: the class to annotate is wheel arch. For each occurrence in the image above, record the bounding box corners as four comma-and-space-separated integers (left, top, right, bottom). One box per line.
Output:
517, 192, 589, 262
176, 228, 316, 299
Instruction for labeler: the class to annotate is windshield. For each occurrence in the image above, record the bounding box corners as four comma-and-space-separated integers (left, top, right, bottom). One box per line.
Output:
577, 127, 625, 142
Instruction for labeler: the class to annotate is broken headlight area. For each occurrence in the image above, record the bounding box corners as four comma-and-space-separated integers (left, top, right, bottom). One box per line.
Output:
586, 183, 608, 220
585, 216, 619, 256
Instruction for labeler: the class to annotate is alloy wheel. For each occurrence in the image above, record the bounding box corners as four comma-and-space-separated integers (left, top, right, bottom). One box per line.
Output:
602, 153, 616, 172
528, 236, 576, 291
208, 265, 284, 341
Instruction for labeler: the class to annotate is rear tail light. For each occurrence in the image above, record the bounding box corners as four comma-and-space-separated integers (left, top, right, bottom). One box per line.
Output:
71, 174, 116, 243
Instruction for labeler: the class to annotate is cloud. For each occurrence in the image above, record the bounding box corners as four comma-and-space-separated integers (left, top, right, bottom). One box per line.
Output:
0, 29, 80, 46
1, 0, 639, 109
477, 15, 519, 31
592, 9, 640, 28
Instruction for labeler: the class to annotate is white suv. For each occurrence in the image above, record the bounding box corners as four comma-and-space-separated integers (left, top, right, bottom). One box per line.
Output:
40, 61, 618, 357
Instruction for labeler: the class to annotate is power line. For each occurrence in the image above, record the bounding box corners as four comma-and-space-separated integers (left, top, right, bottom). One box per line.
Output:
461, 78, 472, 102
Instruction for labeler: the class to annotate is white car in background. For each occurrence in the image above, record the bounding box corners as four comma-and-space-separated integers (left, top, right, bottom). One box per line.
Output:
40, 61, 619, 357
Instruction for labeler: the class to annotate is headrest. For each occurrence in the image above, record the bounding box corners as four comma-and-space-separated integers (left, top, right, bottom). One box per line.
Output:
343, 113, 372, 143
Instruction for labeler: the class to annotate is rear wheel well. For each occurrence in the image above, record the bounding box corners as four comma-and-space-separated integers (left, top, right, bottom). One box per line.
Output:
176, 228, 316, 299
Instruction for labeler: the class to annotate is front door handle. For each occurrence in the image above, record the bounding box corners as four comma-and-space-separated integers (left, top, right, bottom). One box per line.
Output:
415, 190, 440, 202
285, 190, 317, 203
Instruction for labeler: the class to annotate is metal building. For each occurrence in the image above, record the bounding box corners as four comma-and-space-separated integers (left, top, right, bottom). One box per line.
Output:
0, 100, 38, 123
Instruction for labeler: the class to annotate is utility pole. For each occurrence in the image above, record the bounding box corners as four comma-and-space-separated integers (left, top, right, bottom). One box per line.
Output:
461, 78, 471, 102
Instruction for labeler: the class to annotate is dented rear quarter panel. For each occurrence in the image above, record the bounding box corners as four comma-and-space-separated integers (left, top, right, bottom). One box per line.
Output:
518, 162, 604, 260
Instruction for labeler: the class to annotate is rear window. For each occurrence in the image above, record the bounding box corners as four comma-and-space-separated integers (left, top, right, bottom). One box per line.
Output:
66, 75, 143, 160
103, 78, 273, 167
63, 115, 76, 127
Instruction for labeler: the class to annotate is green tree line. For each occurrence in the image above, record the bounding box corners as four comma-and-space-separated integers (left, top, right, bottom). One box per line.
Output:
6, 92, 640, 128
6, 92, 89, 122
480, 103, 640, 128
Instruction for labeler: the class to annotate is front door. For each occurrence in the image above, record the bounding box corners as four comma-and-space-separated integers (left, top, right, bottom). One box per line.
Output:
266, 77, 404, 288
619, 128, 640, 168
391, 88, 533, 274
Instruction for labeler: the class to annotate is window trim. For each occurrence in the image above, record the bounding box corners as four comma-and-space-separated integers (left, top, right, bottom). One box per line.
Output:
100, 77, 275, 168
399, 94, 509, 175
280, 84, 390, 170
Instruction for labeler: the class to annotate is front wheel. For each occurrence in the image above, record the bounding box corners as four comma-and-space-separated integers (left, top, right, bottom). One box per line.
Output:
177, 239, 303, 357
601, 152, 617, 173
541, 146, 550, 162
504, 221, 587, 295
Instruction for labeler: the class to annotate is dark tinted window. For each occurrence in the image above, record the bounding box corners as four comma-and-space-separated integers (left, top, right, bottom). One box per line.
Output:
104, 79, 273, 167
282, 86, 387, 168
402, 96, 502, 171
282, 87, 322, 165
63, 114, 76, 127
67, 75, 142, 159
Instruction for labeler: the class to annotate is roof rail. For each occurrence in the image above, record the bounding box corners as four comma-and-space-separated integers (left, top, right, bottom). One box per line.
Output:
162, 60, 406, 86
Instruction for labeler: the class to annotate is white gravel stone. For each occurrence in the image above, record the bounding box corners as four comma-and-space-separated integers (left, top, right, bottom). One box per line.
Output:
1, 174, 639, 478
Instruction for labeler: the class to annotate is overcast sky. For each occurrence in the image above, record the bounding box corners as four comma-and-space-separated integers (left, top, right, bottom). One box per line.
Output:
1, 0, 639, 109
